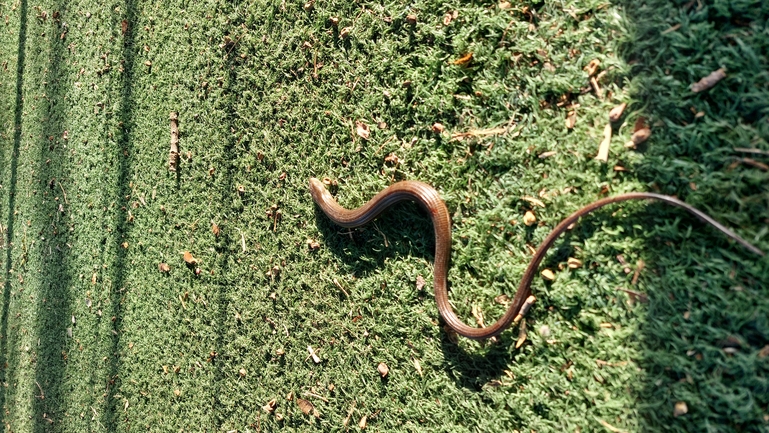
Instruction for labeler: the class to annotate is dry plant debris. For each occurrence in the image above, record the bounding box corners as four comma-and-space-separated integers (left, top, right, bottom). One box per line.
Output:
565, 110, 576, 129
691, 68, 726, 93
355, 121, 370, 140
182, 251, 198, 265
673, 401, 688, 417
169, 112, 179, 171
377, 362, 389, 377
596, 124, 612, 162
609, 103, 626, 122
523, 210, 536, 226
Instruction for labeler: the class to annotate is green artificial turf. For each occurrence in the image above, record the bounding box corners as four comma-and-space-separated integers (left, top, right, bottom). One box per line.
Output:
0, 0, 767, 431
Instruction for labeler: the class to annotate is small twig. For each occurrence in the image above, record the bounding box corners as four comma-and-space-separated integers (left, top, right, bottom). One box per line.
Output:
58, 182, 68, 204
35, 381, 45, 399
451, 126, 510, 141
333, 278, 350, 298
631, 259, 645, 285
303, 391, 329, 403
737, 157, 768, 171
616, 287, 648, 303
371, 222, 389, 247
498, 19, 515, 46
513, 295, 537, 324
169, 112, 179, 171
733, 147, 769, 157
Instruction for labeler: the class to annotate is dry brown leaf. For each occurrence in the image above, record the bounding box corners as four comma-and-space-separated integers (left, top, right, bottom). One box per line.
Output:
405, 14, 417, 24
758, 345, 769, 358
567, 257, 582, 269
383, 153, 399, 165
538, 150, 557, 159
296, 398, 315, 415
355, 121, 370, 140
630, 128, 651, 146
359, 415, 368, 429
212, 223, 220, 236
307, 238, 320, 250
183, 251, 198, 265
739, 158, 769, 171
415, 275, 426, 290
494, 294, 511, 305
377, 362, 389, 377
452, 53, 473, 66
339, 26, 352, 38
609, 103, 626, 122
565, 111, 576, 129
262, 399, 277, 413
691, 68, 726, 93
431, 122, 445, 133
523, 210, 536, 226
673, 401, 688, 417
158, 263, 170, 273
596, 124, 612, 162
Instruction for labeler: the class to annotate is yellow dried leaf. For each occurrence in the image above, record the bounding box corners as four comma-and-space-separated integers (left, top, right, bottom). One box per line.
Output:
515, 320, 527, 349
565, 111, 576, 129
523, 210, 536, 226
262, 399, 277, 413
673, 401, 688, 417
522, 196, 545, 208
596, 124, 612, 162
541, 269, 555, 281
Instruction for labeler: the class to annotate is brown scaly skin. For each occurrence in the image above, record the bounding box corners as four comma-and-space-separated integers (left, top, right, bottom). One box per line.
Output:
309, 178, 764, 340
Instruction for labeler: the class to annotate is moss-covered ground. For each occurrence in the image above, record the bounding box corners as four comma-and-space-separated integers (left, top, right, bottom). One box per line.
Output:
0, 0, 767, 431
